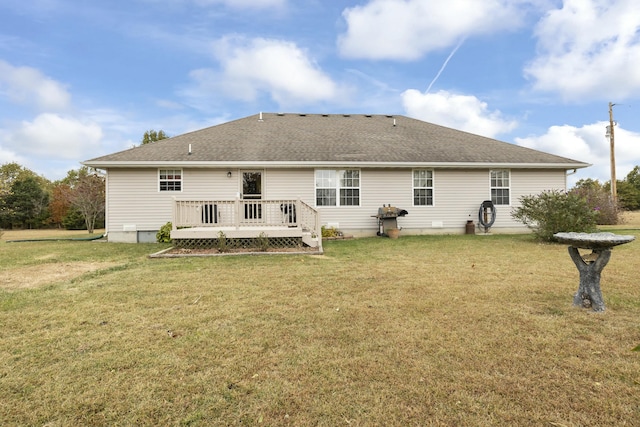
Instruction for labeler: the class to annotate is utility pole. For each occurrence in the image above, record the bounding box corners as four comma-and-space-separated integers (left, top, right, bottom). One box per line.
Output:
607, 102, 617, 204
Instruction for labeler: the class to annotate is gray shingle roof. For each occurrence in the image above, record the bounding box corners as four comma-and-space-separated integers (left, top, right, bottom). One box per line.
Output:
84, 113, 589, 168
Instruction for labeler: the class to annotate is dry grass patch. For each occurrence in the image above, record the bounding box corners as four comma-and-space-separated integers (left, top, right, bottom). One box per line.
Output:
1, 228, 105, 241
1, 232, 639, 425
619, 210, 640, 227
0, 261, 120, 290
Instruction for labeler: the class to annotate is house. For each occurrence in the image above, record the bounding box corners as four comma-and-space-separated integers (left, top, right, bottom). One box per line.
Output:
83, 113, 590, 245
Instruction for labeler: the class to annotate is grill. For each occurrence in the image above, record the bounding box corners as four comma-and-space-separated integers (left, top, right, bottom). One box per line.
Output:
373, 205, 408, 236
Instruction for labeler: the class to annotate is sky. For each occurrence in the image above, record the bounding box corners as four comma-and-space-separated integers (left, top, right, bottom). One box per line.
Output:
1, 0, 640, 187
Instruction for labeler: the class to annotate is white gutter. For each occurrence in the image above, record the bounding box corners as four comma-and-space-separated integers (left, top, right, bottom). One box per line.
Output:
83, 160, 592, 170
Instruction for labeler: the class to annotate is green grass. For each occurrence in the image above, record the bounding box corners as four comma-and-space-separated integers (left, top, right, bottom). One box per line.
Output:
1, 233, 640, 425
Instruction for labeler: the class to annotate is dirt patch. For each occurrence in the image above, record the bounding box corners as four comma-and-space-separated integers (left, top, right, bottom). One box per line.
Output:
0, 262, 119, 290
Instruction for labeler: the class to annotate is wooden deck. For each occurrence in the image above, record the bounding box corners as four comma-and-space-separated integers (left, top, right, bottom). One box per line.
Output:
170, 198, 322, 249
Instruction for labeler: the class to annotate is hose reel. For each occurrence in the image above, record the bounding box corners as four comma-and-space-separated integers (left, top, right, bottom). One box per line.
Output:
478, 200, 496, 233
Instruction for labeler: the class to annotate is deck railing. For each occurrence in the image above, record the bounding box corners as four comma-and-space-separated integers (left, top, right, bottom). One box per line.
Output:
172, 197, 320, 236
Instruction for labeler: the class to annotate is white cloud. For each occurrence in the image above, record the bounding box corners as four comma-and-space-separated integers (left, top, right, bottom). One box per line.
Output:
0, 60, 71, 111
338, 0, 528, 60
525, 0, 640, 101
401, 89, 517, 138
5, 113, 103, 160
188, 36, 338, 106
0, 144, 24, 165
515, 123, 640, 185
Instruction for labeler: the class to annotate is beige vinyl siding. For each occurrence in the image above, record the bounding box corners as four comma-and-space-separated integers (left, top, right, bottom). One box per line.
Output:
107, 169, 168, 231
506, 168, 567, 227
397, 169, 490, 231
106, 168, 239, 232
105, 166, 570, 236
319, 169, 489, 233
316, 168, 569, 233
511, 169, 567, 198
262, 169, 314, 201
317, 169, 490, 232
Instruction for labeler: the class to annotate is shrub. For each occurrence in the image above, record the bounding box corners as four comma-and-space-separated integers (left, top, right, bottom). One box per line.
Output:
256, 232, 270, 252
570, 179, 619, 225
156, 222, 172, 243
321, 226, 342, 238
511, 190, 598, 242
217, 231, 228, 253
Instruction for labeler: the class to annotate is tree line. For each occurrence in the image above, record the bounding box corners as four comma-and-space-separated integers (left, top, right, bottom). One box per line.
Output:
0, 162, 105, 233
0, 130, 169, 234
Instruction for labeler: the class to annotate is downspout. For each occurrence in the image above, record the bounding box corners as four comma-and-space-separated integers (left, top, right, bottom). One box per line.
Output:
566, 168, 577, 191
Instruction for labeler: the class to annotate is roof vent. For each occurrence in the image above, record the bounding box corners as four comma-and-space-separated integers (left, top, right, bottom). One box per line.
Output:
299, 114, 306, 116
321, 114, 329, 117
258, 111, 263, 121
365, 114, 372, 117
343, 114, 351, 117
277, 113, 285, 116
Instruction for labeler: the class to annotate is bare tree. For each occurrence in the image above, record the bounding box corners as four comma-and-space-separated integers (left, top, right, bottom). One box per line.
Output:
70, 173, 105, 233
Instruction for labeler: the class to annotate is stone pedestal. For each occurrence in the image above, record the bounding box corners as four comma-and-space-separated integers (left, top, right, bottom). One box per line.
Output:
554, 232, 635, 312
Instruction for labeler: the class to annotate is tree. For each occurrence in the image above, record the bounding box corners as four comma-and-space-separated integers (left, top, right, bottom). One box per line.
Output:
1, 162, 38, 198
570, 178, 618, 225
617, 166, 640, 211
49, 183, 73, 228
0, 162, 42, 228
617, 181, 640, 211
69, 172, 105, 233
1, 176, 50, 229
625, 165, 640, 188
511, 190, 598, 242
141, 129, 169, 145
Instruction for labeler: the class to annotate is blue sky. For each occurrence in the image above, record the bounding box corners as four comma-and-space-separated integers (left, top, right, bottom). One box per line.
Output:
1, 0, 640, 186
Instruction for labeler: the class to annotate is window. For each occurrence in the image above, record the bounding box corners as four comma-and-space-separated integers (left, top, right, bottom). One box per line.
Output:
159, 169, 182, 191
413, 169, 433, 206
490, 170, 510, 205
315, 169, 360, 206
340, 170, 360, 206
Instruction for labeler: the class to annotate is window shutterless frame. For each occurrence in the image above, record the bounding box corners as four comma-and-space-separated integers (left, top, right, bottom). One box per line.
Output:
158, 168, 183, 192
315, 169, 360, 207
412, 169, 434, 206
490, 169, 510, 205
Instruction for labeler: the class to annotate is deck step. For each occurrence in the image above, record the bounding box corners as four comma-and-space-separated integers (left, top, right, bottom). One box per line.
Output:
302, 231, 320, 248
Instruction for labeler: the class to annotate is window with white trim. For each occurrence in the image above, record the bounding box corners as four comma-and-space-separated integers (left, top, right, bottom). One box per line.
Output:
159, 169, 182, 191
315, 169, 360, 206
490, 169, 509, 205
413, 169, 433, 206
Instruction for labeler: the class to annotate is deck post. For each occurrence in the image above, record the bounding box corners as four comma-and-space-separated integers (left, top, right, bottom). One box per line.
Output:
316, 207, 322, 252
296, 197, 302, 229
172, 197, 177, 230
235, 197, 241, 230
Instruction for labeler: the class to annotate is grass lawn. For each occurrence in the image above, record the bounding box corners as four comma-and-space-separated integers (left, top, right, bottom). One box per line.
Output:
1, 222, 639, 426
